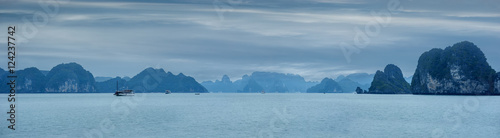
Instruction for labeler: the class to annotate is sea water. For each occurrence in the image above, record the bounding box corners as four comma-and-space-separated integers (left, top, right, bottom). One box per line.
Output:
1, 93, 499, 138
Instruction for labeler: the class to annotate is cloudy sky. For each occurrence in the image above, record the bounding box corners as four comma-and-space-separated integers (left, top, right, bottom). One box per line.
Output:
0, 0, 499, 82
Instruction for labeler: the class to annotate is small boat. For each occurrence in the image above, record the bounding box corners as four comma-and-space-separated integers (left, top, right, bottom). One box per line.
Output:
114, 81, 134, 96
165, 90, 171, 94
195, 93, 200, 95
114, 89, 134, 96
261, 91, 265, 94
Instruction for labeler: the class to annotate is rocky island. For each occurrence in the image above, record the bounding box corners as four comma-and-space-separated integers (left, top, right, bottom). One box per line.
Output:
0, 63, 208, 93
411, 41, 499, 95
365, 64, 411, 94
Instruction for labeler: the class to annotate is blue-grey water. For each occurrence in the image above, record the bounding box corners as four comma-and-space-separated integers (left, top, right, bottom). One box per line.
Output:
1, 93, 499, 138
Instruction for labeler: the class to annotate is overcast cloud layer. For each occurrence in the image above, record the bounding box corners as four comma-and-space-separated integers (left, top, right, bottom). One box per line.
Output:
0, 0, 499, 82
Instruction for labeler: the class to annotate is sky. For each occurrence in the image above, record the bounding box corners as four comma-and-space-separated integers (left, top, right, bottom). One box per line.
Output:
0, 0, 499, 82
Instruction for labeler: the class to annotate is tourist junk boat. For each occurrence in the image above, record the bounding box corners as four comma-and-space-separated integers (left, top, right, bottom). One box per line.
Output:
114, 81, 134, 96
165, 90, 171, 94
114, 89, 134, 96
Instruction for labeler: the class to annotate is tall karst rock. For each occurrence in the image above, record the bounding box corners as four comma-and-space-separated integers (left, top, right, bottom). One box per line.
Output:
368, 64, 411, 94
411, 41, 498, 95
45, 63, 96, 92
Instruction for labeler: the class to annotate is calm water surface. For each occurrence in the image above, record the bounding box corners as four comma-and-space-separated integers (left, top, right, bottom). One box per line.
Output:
1, 93, 499, 138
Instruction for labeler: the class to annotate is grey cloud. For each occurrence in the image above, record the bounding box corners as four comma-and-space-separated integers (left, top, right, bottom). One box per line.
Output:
1, 0, 499, 82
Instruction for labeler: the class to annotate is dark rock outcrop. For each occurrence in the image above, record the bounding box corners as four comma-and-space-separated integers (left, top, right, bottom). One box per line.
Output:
306, 78, 343, 93
494, 72, 500, 93
127, 68, 207, 93
411, 41, 498, 95
0, 68, 9, 92
17, 67, 46, 92
0, 63, 209, 93
355, 87, 364, 94
368, 64, 411, 94
45, 63, 96, 92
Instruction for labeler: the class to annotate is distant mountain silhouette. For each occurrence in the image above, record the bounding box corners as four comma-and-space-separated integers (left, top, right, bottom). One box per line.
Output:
202, 72, 318, 93
0, 63, 207, 93
201, 75, 238, 92
241, 79, 264, 93
337, 78, 369, 93
336, 73, 374, 85
307, 78, 343, 93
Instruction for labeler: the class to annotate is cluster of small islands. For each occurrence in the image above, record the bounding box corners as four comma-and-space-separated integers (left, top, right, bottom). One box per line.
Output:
1, 41, 499, 95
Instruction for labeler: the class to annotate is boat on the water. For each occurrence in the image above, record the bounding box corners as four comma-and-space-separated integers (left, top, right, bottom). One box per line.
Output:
165, 90, 171, 94
114, 81, 134, 96
114, 89, 134, 96
261, 91, 265, 94
195, 93, 200, 95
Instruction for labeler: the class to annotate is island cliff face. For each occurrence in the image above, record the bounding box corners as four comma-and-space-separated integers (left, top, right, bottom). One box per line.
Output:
411, 41, 498, 95
17, 67, 46, 92
126, 68, 208, 93
45, 63, 96, 92
0, 63, 208, 93
496, 72, 500, 93
368, 64, 411, 94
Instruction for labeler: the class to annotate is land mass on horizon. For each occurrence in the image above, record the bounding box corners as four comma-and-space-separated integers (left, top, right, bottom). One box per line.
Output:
1, 41, 498, 95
